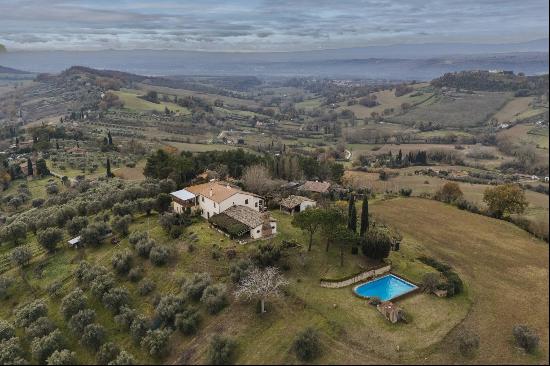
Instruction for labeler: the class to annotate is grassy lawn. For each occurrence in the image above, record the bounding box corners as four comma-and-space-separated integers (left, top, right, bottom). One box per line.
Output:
372, 197, 549, 364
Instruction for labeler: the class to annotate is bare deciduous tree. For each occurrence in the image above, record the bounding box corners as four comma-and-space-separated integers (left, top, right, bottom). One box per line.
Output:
234, 266, 288, 314
242, 164, 277, 195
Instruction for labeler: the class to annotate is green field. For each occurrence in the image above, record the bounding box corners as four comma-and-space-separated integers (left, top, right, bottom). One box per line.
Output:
390, 92, 511, 127
112, 89, 190, 114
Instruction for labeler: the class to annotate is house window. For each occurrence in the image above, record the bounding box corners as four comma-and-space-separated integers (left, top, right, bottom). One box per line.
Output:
255, 202, 258, 207
245, 199, 249, 204
213, 202, 216, 208
256, 230, 260, 233
202, 197, 204, 202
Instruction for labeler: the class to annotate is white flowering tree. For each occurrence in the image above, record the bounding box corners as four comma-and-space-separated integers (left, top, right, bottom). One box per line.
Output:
234, 266, 288, 314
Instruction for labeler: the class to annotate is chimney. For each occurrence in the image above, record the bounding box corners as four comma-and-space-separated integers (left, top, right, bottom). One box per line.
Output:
209, 187, 213, 197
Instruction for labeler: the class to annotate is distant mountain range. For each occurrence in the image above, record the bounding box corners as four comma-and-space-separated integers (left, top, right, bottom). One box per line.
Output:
0, 65, 32, 74
0, 39, 548, 80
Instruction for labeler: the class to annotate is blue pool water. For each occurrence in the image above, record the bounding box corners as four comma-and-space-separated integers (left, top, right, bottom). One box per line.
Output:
354, 274, 417, 301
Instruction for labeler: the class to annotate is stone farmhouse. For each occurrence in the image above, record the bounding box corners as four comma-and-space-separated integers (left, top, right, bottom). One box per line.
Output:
170, 181, 276, 239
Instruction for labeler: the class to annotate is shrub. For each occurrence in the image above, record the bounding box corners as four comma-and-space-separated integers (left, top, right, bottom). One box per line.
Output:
435, 182, 463, 203
80, 222, 110, 247
456, 328, 480, 357
91, 273, 115, 298
109, 350, 136, 365
81, 323, 106, 350
229, 259, 253, 284
97, 342, 120, 364
444, 271, 464, 297
128, 231, 148, 246
66, 216, 88, 236
46, 349, 76, 365
114, 306, 136, 330
37, 227, 64, 253
112, 215, 132, 236
207, 334, 236, 365
399, 187, 412, 197
175, 307, 201, 335
150, 245, 170, 266
292, 327, 321, 361
361, 228, 392, 261
420, 273, 441, 294
140, 329, 171, 358
0, 337, 26, 365
102, 287, 131, 314
111, 250, 133, 275
26, 317, 55, 340
10, 246, 32, 268
128, 267, 144, 282
136, 238, 156, 258
31, 329, 65, 364
14, 300, 48, 328
250, 241, 281, 267
74, 261, 107, 285
182, 273, 212, 301
69, 309, 96, 334
513, 325, 539, 353
155, 295, 185, 326
200, 284, 228, 315
61, 288, 87, 320
138, 279, 156, 296
130, 315, 149, 343
0, 320, 15, 341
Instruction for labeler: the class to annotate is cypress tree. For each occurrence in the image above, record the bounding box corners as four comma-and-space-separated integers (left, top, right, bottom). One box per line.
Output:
27, 158, 33, 176
106, 158, 113, 178
360, 195, 369, 236
107, 131, 113, 145
347, 194, 356, 232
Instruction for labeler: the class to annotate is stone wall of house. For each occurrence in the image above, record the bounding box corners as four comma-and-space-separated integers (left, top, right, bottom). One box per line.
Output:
319, 265, 391, 288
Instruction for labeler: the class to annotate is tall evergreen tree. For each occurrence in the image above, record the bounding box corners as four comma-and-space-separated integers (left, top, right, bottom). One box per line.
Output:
107, 131, 113, 145
106, 158, 113, 178
26, 158, 33, 176
360, 195, 369, 236
347, 194, 356, 232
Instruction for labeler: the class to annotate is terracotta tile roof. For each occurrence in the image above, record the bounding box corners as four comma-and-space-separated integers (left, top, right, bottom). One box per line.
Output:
185, 181, 241, 203
223, 205, 266, 228
299, 180, 331, 193
280, 195, 315, 209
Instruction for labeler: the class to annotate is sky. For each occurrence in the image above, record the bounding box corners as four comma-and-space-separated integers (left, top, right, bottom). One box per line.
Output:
0, 0, 548, 52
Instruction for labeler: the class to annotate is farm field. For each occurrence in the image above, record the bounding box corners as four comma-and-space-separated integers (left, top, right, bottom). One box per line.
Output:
112, 89, 190, 114
164, 141, 244, 153
343, 169, 549, 227
491, 96, 535, 123
348, 143, 512, 169
371, 198, 549, 364
389, 92, 511, 127
337, 85, 434, 119
135, 83, 261, 109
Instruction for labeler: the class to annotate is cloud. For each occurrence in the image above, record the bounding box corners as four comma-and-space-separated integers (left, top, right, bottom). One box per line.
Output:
0, 0, 547, 51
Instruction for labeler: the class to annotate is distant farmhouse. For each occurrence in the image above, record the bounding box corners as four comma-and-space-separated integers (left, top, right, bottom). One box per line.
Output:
170, 181, 276, 240
298, 180, 331, 194
279, 195, 316, 215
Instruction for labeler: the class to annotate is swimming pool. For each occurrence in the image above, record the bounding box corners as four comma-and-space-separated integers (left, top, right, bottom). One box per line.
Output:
353, 274, 418, 301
